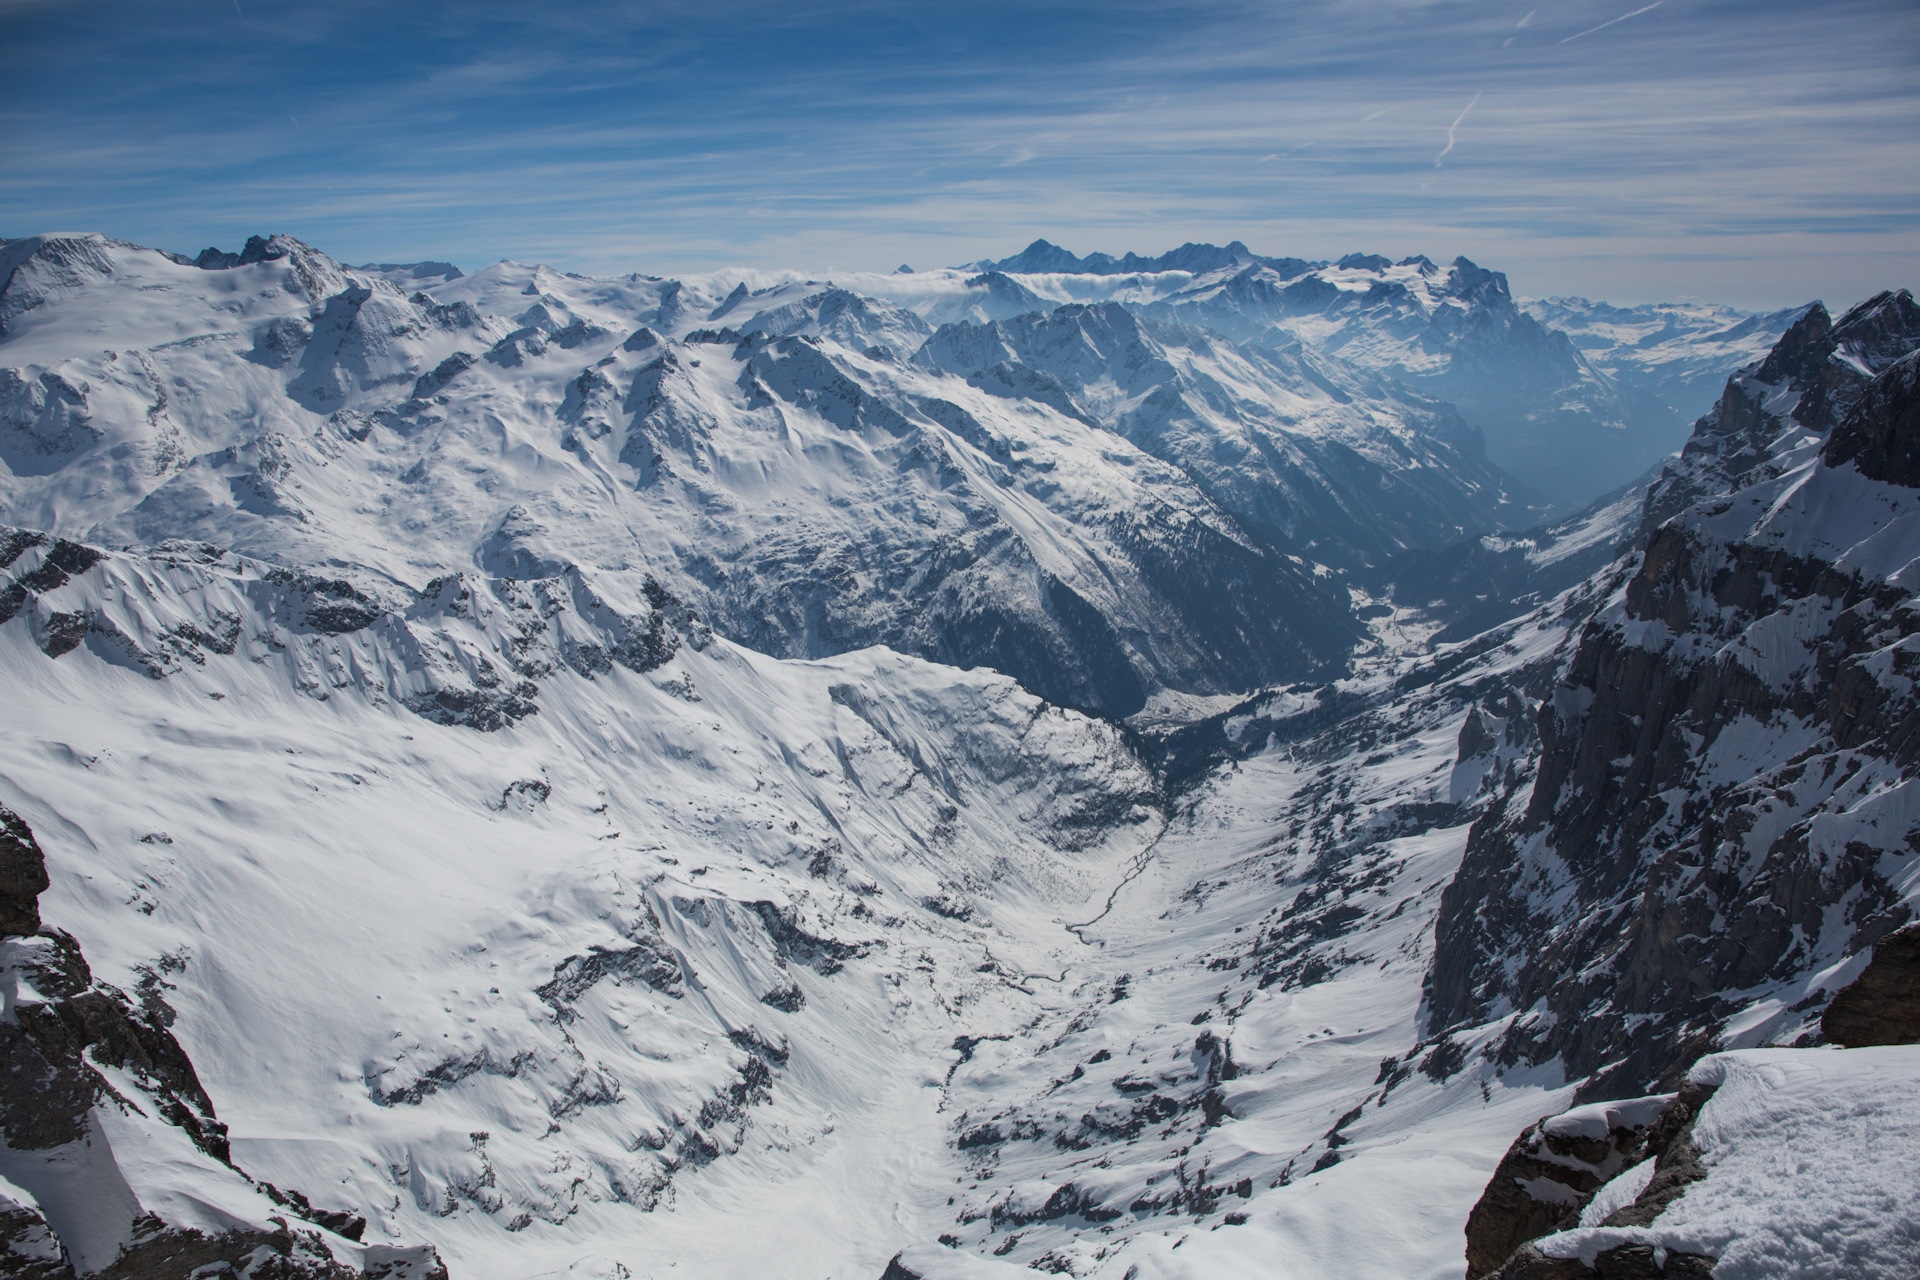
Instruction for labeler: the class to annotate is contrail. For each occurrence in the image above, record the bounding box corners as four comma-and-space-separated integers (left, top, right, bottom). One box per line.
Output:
1433, 93, 1480, 168
1560, 1, 1662, 44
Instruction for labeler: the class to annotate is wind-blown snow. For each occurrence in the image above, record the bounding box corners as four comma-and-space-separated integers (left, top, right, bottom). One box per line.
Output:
1543, 1047, 1920, 1279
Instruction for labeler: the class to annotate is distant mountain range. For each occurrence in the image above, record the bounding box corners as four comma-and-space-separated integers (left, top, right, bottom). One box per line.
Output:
952, 239, 1803, 505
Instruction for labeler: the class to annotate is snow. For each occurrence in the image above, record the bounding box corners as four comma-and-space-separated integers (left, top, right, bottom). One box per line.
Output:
1543, 1047, 1920, 1279
1541, 1094, 1673, 1142
1575, 1157, 1657, 1227
0, 509, 1604, 1278
0, 579, 1160, 1275
2, 233, 1911, 1280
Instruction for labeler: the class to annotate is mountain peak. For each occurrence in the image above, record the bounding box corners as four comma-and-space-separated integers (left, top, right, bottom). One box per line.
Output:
1336, 252, 1393, 272
980, 238, 1316, 279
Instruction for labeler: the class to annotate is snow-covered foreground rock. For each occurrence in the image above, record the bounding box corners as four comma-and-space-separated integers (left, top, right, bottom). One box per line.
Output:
1485, 1046, 1920, 1280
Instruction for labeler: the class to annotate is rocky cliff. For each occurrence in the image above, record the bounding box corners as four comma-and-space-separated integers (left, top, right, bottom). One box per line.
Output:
1428, 290, 1920, 1099
0, 805, 450, 1280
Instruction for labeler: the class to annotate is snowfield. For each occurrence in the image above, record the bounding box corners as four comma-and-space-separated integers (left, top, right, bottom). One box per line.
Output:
0, 524, 1585, 1278
1, 232, 1913, 1280
1542, 1047, 1920, 1280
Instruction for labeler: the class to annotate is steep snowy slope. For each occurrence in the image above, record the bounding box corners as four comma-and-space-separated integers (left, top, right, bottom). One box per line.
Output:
0, 525, 1167, 1278
1, 233, 1399, 716
912, 302, 1540, 569
892, 242, 1795, 511
1429, 288, 1920, 1100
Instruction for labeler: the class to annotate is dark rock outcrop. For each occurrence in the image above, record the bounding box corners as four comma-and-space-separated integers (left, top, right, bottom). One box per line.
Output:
1821, 922, 1920, 1046
1489, 1243, 1717, 1279
0, 804, 446, 1279
1428, 290, 1920, 1098
0, 1186, 70, 1280
1824, 348, 1920, 487
0, 804, 49, 935
1473, 1082, 1720, 1280
1464, 1094, 1675, 1278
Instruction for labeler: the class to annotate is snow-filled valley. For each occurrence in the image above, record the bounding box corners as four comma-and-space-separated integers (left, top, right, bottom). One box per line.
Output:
1, 231, 1916, 1280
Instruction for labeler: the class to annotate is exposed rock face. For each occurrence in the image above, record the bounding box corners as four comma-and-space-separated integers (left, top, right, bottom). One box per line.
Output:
1825, 348, 1920, 488
914, 300, 1537, 572
0, 804, 447, 1279
1822, 922, 1920, 1046
0, 522, 702, 732
0, 804, 49, 935
1637, 292, 1920, 532
1428, 290, 1920, 1098
1463, 1094, 1674, 1277
1473, 1084, 1720, 1280
0, 1180, 71, 1280
1488, 1244, 1717, 1279
0, 927, 226, 1155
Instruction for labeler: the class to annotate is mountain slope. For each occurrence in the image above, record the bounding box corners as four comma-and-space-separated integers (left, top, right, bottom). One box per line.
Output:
1428, 288, 1920, 1099
913, 243, 1797, 510
913, 301, 1540, 570
0, 233, 1398, 716
0, 522, 1164, 1277
5, 229, 1914, 1280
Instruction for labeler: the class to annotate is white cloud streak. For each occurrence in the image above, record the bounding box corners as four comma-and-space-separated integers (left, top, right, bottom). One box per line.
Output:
1434, 92, 1481, 167
1560, 2, 1663, 45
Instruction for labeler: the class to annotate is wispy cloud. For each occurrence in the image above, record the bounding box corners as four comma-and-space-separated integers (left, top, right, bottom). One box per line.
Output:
0, 0, 1914, 307
1434, 93, 1481, 167
1560, 2, 1663, 45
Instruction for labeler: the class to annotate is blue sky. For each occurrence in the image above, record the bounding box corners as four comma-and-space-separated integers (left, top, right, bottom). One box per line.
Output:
2, 0, 1916, 307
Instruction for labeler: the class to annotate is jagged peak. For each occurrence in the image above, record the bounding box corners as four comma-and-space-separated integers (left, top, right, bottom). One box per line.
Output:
1829, 288, 1920, 363
193, 232, 319, 270
978, 238, 1308, 279
1336, 252, 1393, 273
708, 281, 752, 320
1752, 301, 1832, 385
1445, 256, 1508, 297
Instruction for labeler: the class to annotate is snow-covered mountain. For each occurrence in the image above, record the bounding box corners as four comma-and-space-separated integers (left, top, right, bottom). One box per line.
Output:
1428, 288, 1920, 1098
0, 232, 1560, 717
917, 241, 1801, 511
2, 228, 1917, 1280
1524, 295, 1809, 426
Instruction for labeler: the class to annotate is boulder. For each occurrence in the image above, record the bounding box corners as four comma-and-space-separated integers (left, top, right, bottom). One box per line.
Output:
1822, 922, 1920, 1047
1463, 1093, 1675, 1277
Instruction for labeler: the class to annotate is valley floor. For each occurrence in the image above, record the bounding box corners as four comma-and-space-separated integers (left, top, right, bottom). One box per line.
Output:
0, 576, 1581, 1280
